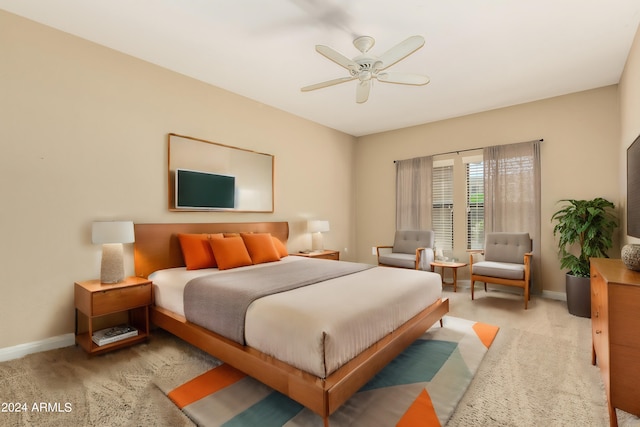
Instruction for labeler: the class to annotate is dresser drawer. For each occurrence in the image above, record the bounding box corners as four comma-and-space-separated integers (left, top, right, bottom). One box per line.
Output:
92, 283, 152, 316
609, 284, 640, 348
590, 270, 609, 369
610, 343, 640, 414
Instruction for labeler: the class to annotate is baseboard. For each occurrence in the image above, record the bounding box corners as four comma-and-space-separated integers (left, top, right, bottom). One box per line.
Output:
0, 333, 75, 362
541, 290, 567, 301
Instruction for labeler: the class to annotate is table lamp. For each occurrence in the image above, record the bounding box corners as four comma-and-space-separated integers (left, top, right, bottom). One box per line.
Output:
92, 221, 135, 283
307, 220, 330, 253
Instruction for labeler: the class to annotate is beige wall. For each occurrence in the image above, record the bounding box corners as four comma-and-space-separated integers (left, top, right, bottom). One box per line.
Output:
0, 11, 356, 349
620, 23, 640, 245
355, 86, 621, 295
2, 9, 638, 351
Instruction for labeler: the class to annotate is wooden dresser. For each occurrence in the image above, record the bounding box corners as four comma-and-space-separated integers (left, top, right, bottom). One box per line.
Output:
590, 258, 640, 427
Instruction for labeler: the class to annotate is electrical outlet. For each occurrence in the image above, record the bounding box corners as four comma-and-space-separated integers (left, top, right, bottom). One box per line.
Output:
372, 246, 377, 255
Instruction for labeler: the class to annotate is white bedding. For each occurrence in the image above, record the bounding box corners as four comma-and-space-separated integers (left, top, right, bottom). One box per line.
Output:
149, 256, 302, 317
150, 257, 442, 378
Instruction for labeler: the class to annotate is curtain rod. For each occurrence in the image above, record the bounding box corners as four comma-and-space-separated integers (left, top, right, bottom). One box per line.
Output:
393, 138, 543, 163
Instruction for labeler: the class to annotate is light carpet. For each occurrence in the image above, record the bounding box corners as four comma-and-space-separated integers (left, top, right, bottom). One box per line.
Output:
155, 316, 499, 427
3, 292, 638, 426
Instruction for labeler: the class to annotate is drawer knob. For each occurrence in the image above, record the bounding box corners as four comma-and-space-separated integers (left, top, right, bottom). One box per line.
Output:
596, 330, 602, 334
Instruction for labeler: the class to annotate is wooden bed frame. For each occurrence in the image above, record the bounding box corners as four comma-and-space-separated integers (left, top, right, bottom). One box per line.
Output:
133, 222, 449, 426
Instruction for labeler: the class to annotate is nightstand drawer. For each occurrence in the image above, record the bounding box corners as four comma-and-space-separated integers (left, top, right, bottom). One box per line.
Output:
92, 283, 151, 316
292, 250, 340, 261
317, 252, 339, 260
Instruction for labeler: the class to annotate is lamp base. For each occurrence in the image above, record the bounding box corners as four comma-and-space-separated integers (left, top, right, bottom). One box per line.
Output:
311, 232, 324, 253
101, 243, 125, 284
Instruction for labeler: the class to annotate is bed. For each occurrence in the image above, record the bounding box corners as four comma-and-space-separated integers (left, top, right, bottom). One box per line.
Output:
134, 222, 448, 426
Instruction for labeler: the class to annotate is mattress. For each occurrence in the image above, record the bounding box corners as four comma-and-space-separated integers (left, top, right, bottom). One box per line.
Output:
150, 257, 442, 377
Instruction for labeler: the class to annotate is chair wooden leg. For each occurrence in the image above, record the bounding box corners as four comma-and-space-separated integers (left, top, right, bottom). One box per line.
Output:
524, 285, 529, 309
471, 280, 475, 300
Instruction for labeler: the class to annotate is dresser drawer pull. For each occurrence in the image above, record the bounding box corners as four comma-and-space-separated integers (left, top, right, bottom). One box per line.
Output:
596, 330, 602, 334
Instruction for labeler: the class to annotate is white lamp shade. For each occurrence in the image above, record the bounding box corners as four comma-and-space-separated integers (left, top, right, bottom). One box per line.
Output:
92, 221, 135, 244
307, 220, 330, 233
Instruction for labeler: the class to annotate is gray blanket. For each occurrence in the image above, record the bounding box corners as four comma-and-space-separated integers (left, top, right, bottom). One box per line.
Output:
183, 258, 374, 344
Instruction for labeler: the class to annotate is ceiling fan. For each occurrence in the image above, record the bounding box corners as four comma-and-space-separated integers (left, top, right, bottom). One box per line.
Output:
301, 35, 430, 103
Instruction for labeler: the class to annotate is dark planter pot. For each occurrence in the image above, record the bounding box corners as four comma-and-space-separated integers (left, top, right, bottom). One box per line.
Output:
566, 273, 591, 318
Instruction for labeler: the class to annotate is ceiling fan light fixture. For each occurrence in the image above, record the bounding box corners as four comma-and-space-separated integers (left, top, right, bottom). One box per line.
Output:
359, 71, 372, 82
301, 35, 430, 103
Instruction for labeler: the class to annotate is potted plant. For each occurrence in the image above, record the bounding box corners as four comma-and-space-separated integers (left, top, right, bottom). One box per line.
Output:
551, 198, 618, 317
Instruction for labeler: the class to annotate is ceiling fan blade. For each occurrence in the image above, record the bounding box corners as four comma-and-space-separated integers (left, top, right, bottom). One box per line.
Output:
301, 76, 355, 92
356, 80, 371, 103
377, 72, 430, 86
315, 45, 358, 71
378, 35, 425, 70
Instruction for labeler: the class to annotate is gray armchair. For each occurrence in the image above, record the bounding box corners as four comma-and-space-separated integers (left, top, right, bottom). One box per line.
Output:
469, 232, 533, 309
376, 230, 435, 270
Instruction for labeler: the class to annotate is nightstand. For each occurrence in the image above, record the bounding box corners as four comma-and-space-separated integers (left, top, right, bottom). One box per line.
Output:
74, 276, 152, 355
292, 250, 340, 261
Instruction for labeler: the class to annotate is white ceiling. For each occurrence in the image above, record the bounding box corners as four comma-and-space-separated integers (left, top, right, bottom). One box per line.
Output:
2, 0, 640, 136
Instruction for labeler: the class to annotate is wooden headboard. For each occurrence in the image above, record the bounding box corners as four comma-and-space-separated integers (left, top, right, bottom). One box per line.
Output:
133, 221, 289, 278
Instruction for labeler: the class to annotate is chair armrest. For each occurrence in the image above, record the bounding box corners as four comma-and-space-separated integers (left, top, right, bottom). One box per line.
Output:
376, 245, 393, 264
523, 252, 533, 282
376, 245, 393, 256
467, 249, 485, 267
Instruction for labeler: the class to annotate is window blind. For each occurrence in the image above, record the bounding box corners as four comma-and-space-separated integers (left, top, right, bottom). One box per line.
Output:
466, 161, 484, 249
432, 164, 454, 251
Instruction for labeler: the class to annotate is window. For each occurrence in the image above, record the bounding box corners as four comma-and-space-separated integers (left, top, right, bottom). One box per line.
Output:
432, 162, 454, 251
466, 160, 484, 249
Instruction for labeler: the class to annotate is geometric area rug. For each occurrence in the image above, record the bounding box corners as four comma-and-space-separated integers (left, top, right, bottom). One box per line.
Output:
159, 316, 499, 427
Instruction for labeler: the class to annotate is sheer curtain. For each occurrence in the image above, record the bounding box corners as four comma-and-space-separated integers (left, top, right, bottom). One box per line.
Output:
484, 140, 541, 293
395, 156, 433, 230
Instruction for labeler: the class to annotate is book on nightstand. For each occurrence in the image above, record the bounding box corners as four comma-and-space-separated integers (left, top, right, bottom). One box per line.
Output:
92, 324, 138, 346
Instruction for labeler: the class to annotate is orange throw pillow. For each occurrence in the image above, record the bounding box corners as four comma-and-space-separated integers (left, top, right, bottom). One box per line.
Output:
241, 233, 281, 264
178, 234, 223, 270
209, 236, 253, 270
271, 236, 289, 258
